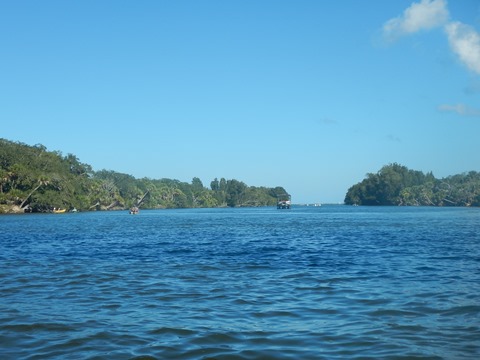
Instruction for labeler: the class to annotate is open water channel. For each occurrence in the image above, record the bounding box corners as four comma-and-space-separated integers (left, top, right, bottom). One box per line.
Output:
1, 206, 479, 359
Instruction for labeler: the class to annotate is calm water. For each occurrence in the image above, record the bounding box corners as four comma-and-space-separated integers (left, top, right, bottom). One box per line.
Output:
1, 206, 479, 359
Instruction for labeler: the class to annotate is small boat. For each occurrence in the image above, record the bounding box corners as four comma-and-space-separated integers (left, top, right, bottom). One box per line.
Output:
53, 208, 66, 214
277, 193, 291, 209
129, 206, 139, 215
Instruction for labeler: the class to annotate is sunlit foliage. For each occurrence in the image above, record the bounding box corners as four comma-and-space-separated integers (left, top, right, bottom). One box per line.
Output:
345, 163, 480, 206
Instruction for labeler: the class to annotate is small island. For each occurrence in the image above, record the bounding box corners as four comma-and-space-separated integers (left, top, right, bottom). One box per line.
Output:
344, 163, 480, 207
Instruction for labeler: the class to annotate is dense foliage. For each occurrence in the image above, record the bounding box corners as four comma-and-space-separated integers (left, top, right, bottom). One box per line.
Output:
0, 139, 288, 213
344, 163, 480, 206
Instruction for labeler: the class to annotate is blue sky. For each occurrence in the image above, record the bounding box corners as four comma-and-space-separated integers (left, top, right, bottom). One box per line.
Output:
1, 0, 479, 203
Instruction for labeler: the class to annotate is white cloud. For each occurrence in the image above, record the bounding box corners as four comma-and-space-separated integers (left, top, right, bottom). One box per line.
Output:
383, 0, 449, 41
438, 103, 480, 116
382, 0, 480, 75
445, 22, 480, 75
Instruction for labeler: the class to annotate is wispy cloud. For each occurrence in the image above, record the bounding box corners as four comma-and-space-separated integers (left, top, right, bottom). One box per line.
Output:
438, 103, 480, 117
387, 134, 402, 142
382, 0, 449, 41
445, 22, 480, 75
464, 80, 480, 94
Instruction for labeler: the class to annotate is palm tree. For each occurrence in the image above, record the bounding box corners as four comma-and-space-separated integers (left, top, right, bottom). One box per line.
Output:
20, 176, 50, 209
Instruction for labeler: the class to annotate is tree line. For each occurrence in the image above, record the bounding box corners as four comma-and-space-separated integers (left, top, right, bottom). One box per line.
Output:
344, 163, 480, 206
0, 139, 289, 213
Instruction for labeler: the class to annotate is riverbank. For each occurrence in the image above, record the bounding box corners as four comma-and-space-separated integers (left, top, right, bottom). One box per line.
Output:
0, 205, 23, 214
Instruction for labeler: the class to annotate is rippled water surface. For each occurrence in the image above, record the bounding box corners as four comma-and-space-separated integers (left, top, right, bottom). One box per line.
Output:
1, 206, 479, 359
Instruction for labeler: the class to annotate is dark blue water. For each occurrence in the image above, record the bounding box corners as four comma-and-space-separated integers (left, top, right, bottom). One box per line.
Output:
1, 206, 479, 359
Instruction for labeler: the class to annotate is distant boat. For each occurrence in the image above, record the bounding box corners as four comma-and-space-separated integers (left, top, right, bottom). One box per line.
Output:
277, 193, 291, 209
129, 206, 139, 215
53, 208, 66, 214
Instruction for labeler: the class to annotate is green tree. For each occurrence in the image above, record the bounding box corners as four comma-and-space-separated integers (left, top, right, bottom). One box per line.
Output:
0, 138, 290, 212
226, 179, 247, 207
